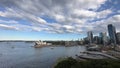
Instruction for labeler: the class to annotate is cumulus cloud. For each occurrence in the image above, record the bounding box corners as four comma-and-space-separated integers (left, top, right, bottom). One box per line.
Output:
88, 14, 120, 33
0, 19, 18, 24
71, 9, 96, 19
97, 9, 112, 18
0, 0, 119, 34
0, 24, 18, 30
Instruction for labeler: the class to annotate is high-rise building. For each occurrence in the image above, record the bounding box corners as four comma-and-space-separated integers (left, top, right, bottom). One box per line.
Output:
87, 31, 93, 44
116, 32, 120, 44
83, 37, 89, 44
99, 32, 104, 44
108, 24, 117, 45
102, 32, 108, 45
99, 32, 108, 45
93, 36, 99, 44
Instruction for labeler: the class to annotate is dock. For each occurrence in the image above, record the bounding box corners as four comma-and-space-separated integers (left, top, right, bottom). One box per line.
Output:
106, 51, 120, 59
86, 51, 118, 59
77, 51, 118, 60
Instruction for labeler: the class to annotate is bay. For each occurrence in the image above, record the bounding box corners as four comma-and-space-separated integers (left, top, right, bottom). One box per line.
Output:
0, 42, 86, 68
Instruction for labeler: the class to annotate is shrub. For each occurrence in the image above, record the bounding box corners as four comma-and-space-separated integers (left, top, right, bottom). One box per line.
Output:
54, 58, 120, 68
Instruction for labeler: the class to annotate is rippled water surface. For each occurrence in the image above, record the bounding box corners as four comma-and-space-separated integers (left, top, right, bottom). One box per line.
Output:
0, 42, 86, 68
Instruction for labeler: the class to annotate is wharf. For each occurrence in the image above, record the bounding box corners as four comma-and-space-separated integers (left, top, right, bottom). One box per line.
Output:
106, 51, 120, 59
77, 51, 118, 60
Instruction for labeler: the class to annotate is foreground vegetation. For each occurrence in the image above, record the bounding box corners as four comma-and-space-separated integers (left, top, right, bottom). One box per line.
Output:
54, 57, 120, 68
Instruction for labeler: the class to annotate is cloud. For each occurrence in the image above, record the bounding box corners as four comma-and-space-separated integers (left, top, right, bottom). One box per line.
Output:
87, 14, 120, 33
0, 19, 46, 31
0, 8, 47, 24
97, 9, 112, 18
71, 9, 96, 20
0, 0, 119, 34
0, 19, 18, 24
0, 24, 18, 30
106, 15, 120, 32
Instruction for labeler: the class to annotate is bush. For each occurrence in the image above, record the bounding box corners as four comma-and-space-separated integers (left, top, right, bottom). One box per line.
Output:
54, 58, 120, 68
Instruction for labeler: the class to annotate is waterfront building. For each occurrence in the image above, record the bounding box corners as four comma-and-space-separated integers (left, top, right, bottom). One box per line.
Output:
83, 37, 89, 44
99, 32, 104, 44
99, 32, 108, 45
93, 36, 99, 44
116, 32, 120, 44
108, 24, 117, 45
87, 31, 93, 45
102, 32, 108, 46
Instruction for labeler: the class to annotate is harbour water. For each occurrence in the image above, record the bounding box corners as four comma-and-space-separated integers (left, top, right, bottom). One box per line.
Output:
0, 42, 86, 68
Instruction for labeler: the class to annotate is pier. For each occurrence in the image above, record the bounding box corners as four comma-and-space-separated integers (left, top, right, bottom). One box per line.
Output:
77, 51, 118, 60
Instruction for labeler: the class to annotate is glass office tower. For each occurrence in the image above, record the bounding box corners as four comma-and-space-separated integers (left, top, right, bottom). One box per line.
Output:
108, 24, 117, 45
87, 31, 93, 45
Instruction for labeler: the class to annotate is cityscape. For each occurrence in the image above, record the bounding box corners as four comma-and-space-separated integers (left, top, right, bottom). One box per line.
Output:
0, 0, 120, 68
42, 24, 120, 48
85, 24, 120, 46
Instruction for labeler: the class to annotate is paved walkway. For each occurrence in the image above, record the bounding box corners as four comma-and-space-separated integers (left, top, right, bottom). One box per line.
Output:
86, 51, 118, 60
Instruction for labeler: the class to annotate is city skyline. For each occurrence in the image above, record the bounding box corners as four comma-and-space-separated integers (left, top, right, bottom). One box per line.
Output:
85, 24, 120, 45
0, 0, 120, 40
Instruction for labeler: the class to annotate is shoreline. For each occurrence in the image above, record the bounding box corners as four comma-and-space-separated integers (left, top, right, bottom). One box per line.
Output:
33, 44, 85, 48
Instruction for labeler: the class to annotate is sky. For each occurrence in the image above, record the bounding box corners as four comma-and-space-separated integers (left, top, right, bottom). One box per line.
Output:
0, 0, 120, 40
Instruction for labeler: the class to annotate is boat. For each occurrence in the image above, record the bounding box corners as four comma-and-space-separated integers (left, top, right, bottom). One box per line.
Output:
11, 46, 15, 49
50, 47, 54, 49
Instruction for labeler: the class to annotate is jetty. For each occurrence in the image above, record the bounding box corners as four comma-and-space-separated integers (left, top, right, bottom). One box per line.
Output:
77, 51, 118, 60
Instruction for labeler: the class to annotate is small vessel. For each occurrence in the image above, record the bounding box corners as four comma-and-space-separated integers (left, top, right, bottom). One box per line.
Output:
50, 47, 54, 49
11, 46, 15, 49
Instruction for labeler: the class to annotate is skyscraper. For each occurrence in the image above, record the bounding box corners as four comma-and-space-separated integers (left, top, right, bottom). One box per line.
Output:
102, 32, 108, 45
99, 32, 104, 44
116, 32, 120, 44
93, 36, 99, 44
108, 24, 117, 45
99, 32, 108, 45
87, 31, 93, 45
